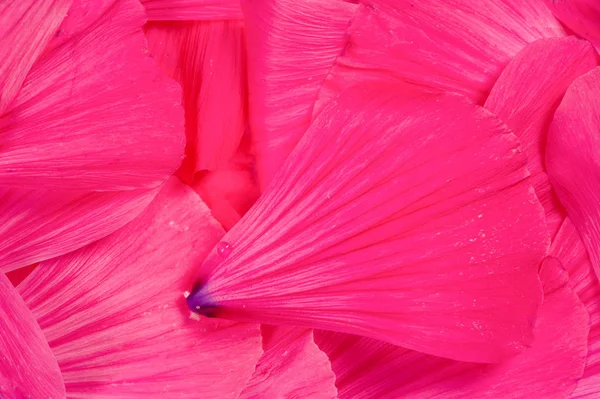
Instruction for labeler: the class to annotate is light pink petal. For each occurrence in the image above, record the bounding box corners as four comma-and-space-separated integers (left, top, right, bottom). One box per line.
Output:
18, 178, 263, 398
0, 272, 65, 398
145, 20, 246, 177
546, 67, 600, 282
239, 326, 337, 399
186, 86, 548, 363
241, 0, 357, 189
141, 0, 243, 20
318, 0, 565, 109
484, 36, 598, 236
0, 0, 71, 113
193, 146, 261, 231
550, 218, 600, 398
0, 0, 184, 191
314, 257, 589, 399
0, 186, 158, 272
546, 0, 600, 51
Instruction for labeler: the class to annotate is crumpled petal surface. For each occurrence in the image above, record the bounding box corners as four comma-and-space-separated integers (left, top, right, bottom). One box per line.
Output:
187, 86, 548, 363
314, 257, 589, 399
0, 272, 65, 398
318, 0, 565, 109
145, 20, 246, 176
241, 0, 357, 189
484, 36, 598, 236
17, 178, 263, 398
239, 326, 337, 399
0, 0, 184, 190
546, 67, 600, 282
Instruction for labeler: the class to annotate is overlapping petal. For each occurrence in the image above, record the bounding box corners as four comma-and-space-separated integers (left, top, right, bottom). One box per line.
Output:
546, 67, 600, 282
546, 0, 600, 50
141, 0, 243, 21
17, 178, 263, 398
239, 326, 337, 399
318, 0, 565, 108
186, 86, 548, 363
0, 272, 65, 398
241, 0, 357, 189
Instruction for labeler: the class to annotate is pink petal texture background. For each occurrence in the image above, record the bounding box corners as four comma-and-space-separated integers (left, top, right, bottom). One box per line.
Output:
318, 0, 565, 109
187, 86, 548, 363
0, 273, 65, 398
314, 256, 589, 399
546, 67, 600, 282
0, 0, 184, 190
484, 36, 598, 236
141, 0, 243, 20
551, 218, 600, 398
241, 0, 357, 189
145, 19, 247, 176
17, 178, 263, 398
239, 326, 337, 399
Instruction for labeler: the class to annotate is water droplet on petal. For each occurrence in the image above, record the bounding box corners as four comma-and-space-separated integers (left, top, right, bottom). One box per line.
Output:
216, 242, 232, 257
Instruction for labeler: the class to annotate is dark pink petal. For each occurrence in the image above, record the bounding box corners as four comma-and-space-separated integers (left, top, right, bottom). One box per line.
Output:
319, 0, 564, 108
18, 178, 263, 398
239, 326, 337, 399
546, 0, 600, 50
0, 0, 71, 113
314, 257, 588, 399
0, 0, 184, 190
550, 218, 600, 398
0, 187, 158, 272
145, 20, 246, 176
546, 67, 600, 281
0, 272, 65, 398
187, 86, 548, 363
484, 36, 598, 236
241, 0, 357, 189
141, 0, 243, 20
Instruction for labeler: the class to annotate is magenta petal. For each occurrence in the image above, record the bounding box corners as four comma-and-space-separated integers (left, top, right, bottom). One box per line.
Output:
0, 0, 71, 113
0, 187, 158, 272
0, 272, 65, 398
18, 178, 263, 398
550, 218, 600, 398
315, 257, 588, 399
547, 0, 600, 51
187, 86, 548, 363
145, 20, 246, 175
546, 67, 600, 282
319, 0, 565, 107
239, 326, 337, 399
0, 0, 185, 190
141, 0, 243, 20
484, 36, 598, 236
241, 0, 357, 189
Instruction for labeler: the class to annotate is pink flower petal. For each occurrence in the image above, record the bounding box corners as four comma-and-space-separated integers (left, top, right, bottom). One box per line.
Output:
546, 67, 600, 282
0, 0, 71, 113
546, 0, 600, 51
186, 86, 548, 363
17, 178, 263, 398
239, 326, 337, 399
550, 218, 600, 398
0, 186, 158, 272
484, 36, 598, 236
0, 272, 65, 398
145, 20, 246, 177
241, 0, 357, 189
318, 0, 565, 108
141, 0, 243, 20
0, 0, 184, 190
314, 257, 589, 399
